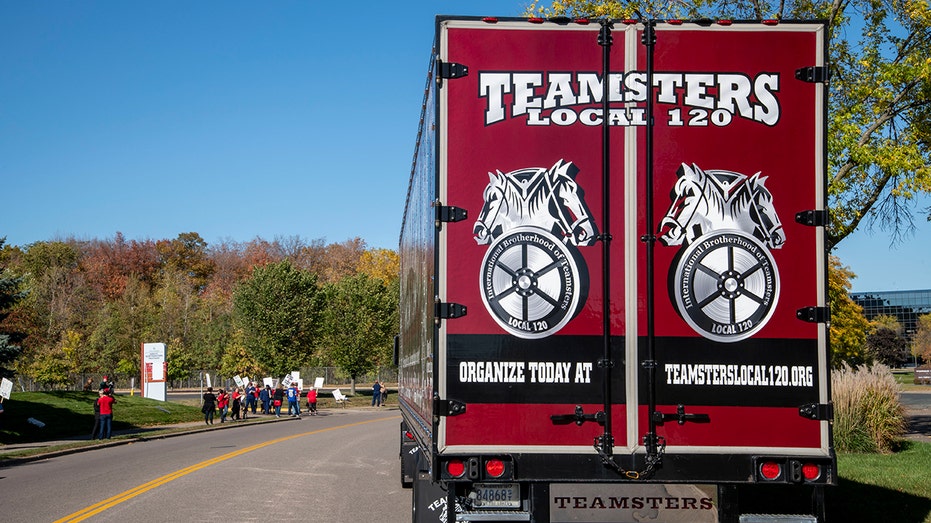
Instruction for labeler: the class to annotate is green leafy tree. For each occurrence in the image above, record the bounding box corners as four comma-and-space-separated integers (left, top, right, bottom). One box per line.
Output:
828, 256, 871, 366
86, 276, 156, 382
232, 261, 320, 377
318, 273, 398, 393
529, 0, 931, 248
186, 291, 234, 375
0, 239, 28, 377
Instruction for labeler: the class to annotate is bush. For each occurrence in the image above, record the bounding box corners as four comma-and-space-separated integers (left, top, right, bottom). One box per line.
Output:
832, 363, 905, 453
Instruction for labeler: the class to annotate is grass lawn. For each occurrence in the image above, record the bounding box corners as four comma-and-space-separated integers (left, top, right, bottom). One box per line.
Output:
0, 390, 203, 444
829, 441, 931, 522
0, 389, 384, 445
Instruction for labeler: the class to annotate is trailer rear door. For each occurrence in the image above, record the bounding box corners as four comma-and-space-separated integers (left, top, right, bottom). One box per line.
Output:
435, 18, 829, 460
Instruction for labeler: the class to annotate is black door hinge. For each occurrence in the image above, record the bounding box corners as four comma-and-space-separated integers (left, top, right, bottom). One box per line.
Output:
435, 301, 467, 319
436, 205, 468, 224
435, 398, 467, 417
796, 209, 828, 227
797, 306, 830, 323
436, 60, 469, 85
796, 66, 829, 83
799, 402, 833, 421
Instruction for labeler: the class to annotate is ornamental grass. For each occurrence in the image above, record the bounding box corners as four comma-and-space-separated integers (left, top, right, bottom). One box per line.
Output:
831, 363, 906, 453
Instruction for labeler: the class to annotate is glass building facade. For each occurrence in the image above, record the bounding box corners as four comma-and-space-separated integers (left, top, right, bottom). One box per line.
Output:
849, 289, 931, 338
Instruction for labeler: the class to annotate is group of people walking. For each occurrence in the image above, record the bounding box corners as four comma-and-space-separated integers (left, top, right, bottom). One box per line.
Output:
201, 382, 319, 425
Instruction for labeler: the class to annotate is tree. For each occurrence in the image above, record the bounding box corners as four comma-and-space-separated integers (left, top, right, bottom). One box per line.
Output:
318, 273, 398, 393
232, 261, 320, 377
871, 314, 903, 334
866, 327, 909, 367
357, 248, 400, 284
316, 238, 367, 284
528, 0, 931, 248
82, 233, 160, 300
828, 256, 871, 367
86, 276, 157, 381
156, 232, 216, 292
0, 239, 28, 378
911, 313, 931, 365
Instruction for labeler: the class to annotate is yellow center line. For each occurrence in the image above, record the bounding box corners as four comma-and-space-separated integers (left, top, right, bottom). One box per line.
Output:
55, 415, 399, 523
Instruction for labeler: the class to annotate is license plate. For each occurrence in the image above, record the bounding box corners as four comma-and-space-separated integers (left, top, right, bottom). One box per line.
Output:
472, 482, 520, 508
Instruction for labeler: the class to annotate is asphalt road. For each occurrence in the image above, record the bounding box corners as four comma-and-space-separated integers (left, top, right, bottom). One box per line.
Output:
0, 409, 411, 522
901, 391, 931, 441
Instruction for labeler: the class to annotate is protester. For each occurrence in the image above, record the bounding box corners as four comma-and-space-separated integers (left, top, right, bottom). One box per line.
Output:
287, 382, 301, 418
231, 388, 242, 420
202, 387, 217, 425
91, 389, 103, 438
306, 388, 317, 416
259, 385, 271, 414
217, 389, 229, 423
372, 380, 382, 407
97, 389, 115, 439
246, 382, 257, 414
273, 385, 284, 418
99, 375, 114, 394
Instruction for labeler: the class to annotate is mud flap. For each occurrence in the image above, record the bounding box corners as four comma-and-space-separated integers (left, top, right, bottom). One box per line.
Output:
411, 449, 461, 523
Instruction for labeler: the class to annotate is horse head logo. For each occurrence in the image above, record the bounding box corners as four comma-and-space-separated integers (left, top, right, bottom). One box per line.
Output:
473, 160, 598, 247
657, 163, 785, 249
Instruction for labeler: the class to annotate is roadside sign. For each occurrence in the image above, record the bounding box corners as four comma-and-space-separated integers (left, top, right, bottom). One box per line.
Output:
0, 377, 12, 400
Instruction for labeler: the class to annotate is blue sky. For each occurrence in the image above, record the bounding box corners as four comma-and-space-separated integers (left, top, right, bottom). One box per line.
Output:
1, 1, 928, 293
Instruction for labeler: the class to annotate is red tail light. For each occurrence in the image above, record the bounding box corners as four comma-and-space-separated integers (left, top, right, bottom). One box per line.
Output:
760, 461, 782, 480
802, 462, 821, 481
446, 459, 465, 478
485, 459, 505, 478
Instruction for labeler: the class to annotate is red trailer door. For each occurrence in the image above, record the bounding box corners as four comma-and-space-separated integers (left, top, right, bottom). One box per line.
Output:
639, 23, 830, 454
436, 19, 631, 454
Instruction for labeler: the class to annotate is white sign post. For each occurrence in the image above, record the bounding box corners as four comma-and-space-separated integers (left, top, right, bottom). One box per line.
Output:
141, 342, 167, 401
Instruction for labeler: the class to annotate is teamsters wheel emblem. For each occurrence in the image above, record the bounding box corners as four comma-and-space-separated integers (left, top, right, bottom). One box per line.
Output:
674, 230, 780, 342
480, 227, 584, 339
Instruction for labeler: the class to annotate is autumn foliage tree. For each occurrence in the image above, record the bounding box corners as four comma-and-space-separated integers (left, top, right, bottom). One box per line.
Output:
828, 256, 871, 366
2, 231, 399, 390
911, 313, 931, 366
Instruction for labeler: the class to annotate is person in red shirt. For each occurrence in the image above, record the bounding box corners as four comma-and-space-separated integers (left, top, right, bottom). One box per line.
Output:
97, 390, 116, 439
217, 389, 229, 423
306, 388, 317, 416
